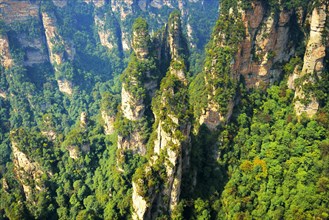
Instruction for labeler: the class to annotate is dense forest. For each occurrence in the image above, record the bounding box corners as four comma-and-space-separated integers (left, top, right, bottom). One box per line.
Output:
0, 0, 329, 219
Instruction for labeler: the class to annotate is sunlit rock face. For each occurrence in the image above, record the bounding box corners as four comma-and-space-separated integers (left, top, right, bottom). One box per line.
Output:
293, 4, 327, 118
0, 33, 13, 69
132, 13, 191, 219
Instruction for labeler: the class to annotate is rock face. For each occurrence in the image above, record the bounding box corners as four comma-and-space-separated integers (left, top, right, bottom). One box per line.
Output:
118, 18, 156, 156
20, 38, 48, 66
132, 182, 148, 220
121, 18, 151, 121
96, 24, 113, 50
293, 3, 328, 118
0, 0, 39, 24
101, 111, 115, 135
118, 131, 146, 155
94, 15, 116, 50
199, 1, 320, 130
99, 0, 218, 51
233, 2, 293, 88
0, 33, 13, 69
80, 111, 88, 128
132, 13, 190, 219
11, 141, 45, 201
57, 79, 73, 95
42, 12, 74, 95
121, 86, 145, 121
42, 12, 65, 66
0, 1, 50, 67
132, 61, 190, 220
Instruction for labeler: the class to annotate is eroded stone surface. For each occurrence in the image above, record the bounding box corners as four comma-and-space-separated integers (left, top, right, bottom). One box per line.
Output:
294, 4, 327, 118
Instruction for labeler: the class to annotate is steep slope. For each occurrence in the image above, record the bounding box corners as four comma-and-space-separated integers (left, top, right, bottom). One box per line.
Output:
191, 0, 328, 132
41, 11, 74, 95
117, 18, 158, 156
0, 33, 13, 69
293, 3, 328, 117
132, 12, 190, 219
185, 0, 329, 219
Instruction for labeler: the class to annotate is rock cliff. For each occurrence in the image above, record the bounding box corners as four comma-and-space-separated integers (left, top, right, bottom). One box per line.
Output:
11, 141, 45, 201
293, 2, 328, 117
118, 18, 157, 155
233, 2, 293, 88
198, 0, 329, 129
41, 11, 74, 95
0, 0, 39, 24
94, 15, 115, 50
101, 110, 116, 135
0, 33, 13, 69
91, 0, 218, 51
132, 13, 190, 219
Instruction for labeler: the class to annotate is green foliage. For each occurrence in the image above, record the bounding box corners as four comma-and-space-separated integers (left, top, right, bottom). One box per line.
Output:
121, 53, 158, 99
10, 128, 57, 170
283, 57, 303, 75
132, 156, 166, 204
0, 20, 7, 35
189, 7, 245, 120
9, 18, 43, 40
1, 1, 328, 219
220, 83, 329, 219
193, 198, 211, 220
100, 92, 120, 116
132, 17, 150, 49
189, 72, 208, 119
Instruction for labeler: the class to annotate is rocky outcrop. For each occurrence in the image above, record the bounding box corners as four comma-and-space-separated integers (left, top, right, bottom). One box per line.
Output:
107, 0, 218, 51
132, 63, 190, 219
233, 2, 294, 88
0, 0, 39, 24
95, 15, 115, 50
119, 84, 147, 154
18, 36, 48, 66
80, 111, 88, 128
167, 11, 185, 59
11, 141, 45, 200
42, 12, 74, 95
150, 0, 174, 9
84, 0, 106, 8
42, 130, 57, 141
118, 18, 157, 156
0, 33, 13, 69
132, 181, 148, 220
121, 86, 145, 121
132, 13, 190, 219
199, 1, 299, 130
120, 18, 152, 121
57, 79, 73, 95
42, 12, 65, 66
0, 1, 50, 68
101, 111, 115, 135
293, 3, 328, 118
0, 90, 7, 99
118, 131, 146, 155
67, 145, 79, 160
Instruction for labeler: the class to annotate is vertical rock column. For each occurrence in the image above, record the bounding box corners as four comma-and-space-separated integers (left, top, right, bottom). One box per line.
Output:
294, 3, 328, 118
118, 18, 157, 155
0, 33, 13, 69
132, 12, 190, 219
41, 11, 74, 95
